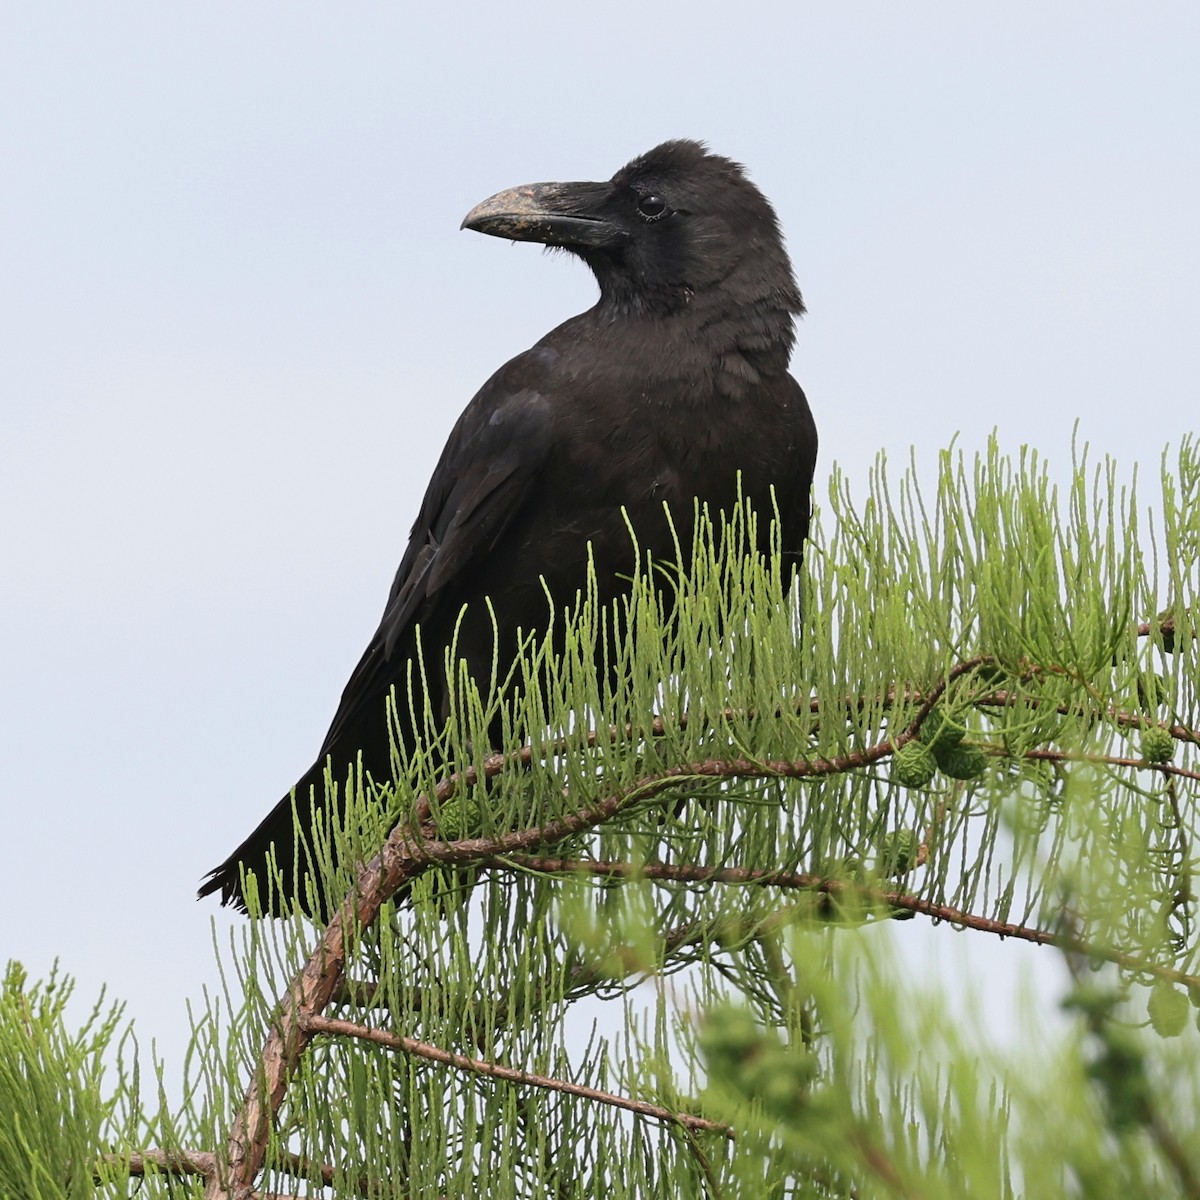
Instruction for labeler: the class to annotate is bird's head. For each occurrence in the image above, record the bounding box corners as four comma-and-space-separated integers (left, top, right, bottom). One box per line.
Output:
462, 139, 804, 325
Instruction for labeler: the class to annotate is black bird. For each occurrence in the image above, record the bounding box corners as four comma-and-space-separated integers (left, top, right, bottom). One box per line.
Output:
200, 139, 818, 915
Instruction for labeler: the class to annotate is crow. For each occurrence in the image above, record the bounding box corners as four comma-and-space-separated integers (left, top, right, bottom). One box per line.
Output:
199, 139, 817, 915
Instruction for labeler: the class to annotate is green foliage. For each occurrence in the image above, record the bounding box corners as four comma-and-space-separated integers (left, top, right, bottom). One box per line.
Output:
694, 929, 1200, 1197
12, 435, 1200, 1197
0, 962, 126, 1199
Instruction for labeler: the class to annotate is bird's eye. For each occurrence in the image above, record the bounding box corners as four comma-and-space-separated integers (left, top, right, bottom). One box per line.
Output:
636, 194, 670, 222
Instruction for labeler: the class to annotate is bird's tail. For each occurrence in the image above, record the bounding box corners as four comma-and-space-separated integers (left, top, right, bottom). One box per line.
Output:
197, 755, 350, 918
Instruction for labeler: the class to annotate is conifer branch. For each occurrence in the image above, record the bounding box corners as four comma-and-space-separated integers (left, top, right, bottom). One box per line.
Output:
490, 856, 1200, 990
299, 1012, 732, 1138
1020, 745, 1200, 782
114, 1149, 377, 1198
210, 639, 1196, 1196
120, 1148, 215, 1178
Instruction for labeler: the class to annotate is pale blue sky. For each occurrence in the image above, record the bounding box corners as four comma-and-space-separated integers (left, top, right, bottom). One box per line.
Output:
2, 3, 1197, 1067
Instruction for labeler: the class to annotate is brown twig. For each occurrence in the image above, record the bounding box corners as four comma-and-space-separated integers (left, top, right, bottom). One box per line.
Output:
107, 1150, 376, 1198
118, 1149, 216, 1178
204, 822, 442, 1196
1137, 614, 1188, 648
490, 856, 1200, 991
299, 1011, 731, 1138
975, 689, 1200, 748
1019, 745, 1200, 783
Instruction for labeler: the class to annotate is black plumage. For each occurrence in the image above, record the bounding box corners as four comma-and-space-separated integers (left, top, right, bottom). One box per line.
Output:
200, 139, 818, 914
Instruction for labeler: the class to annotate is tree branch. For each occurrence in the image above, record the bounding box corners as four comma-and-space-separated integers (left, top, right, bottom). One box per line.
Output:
108, 1149, 377, 1199
299, 1011, 731, 1138
1018, 745, 1200, 783
118, 1149, 215, 1178
491, 856, 1200, 990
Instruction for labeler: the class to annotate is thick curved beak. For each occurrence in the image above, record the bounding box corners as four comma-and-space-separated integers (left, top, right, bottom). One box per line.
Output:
462, 181, 624, 249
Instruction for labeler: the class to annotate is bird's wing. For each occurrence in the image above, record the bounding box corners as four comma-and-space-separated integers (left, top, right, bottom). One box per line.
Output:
317, 366, 556, 755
